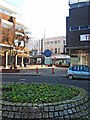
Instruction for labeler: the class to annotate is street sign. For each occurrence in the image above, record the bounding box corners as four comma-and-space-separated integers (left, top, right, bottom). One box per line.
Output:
44, 49, 52, 57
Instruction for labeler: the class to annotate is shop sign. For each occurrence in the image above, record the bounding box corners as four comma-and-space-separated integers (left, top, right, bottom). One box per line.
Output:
80, 34, 90, 41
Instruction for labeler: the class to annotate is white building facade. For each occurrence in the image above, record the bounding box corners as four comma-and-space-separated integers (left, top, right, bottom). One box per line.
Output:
43, 36, 66, 54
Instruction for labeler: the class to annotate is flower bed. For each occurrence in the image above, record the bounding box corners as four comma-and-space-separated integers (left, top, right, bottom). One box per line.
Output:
1, 83, 90, 120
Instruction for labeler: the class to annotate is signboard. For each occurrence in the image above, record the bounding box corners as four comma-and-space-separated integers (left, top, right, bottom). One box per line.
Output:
44, 49, 52, 57
80, 34, 90, 41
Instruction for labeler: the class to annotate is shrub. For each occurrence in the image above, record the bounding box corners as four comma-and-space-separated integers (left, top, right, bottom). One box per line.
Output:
2, 83, 80, 103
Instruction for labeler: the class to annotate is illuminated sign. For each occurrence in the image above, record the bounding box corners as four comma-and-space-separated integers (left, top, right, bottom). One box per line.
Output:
80, 34, 90, 41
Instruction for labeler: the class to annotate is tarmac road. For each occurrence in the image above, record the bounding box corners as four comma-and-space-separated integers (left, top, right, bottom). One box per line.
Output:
2, 74, 90, 94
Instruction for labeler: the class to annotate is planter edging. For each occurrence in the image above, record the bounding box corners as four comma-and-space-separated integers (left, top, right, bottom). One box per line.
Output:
1, 87, 90, 119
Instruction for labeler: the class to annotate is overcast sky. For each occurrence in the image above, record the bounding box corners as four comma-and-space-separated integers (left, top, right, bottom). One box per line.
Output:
6, 0, 69, 39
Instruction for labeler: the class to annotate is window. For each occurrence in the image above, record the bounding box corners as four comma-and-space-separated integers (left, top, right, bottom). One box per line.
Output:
55, 48, 57, 53
73, 66, 79, 71
2, 23, 12, 29
69, 25, 90, 31
47, 42, 49, 45
69, 1, 89, 9
58, 40, 60, 44
55, 41, 57, 44
80, 66, 89, 72
70, 26, 79, 31
63, 48, 66, 53
78, 2, 89, 7
63, 40, 65, 44
80, 25, 88, 30
58, 48, 60, 53
45, 42, 46, 45
69, 66, 73, 70
51, 41, 53, 44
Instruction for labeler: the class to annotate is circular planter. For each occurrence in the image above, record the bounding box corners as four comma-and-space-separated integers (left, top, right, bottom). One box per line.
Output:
1, 85, 90, 120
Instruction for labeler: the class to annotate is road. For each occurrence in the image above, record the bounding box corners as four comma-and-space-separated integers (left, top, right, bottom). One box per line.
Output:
1, 67, 90, 94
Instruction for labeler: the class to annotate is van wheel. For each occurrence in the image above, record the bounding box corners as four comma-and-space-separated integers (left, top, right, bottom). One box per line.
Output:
68, 75, 73, 80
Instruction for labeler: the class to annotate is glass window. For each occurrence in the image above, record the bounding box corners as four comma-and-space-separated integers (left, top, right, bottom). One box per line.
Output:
73, 66, 79, 71
51, 48, 53, 53
69, 66, 73, 70
63, 40, 65, 44
80, 25, 88, 30
55, 41, 57, 44
69, 25, 90, 31
58, 48, 60, 53
69, 3, 78, 9
78, 2, 89, 7
55, 48, 57, 53
88, 25, 90, 29
58, 40, 60, 43
47, 42, 49, 45
69, 1, 89, 9
45, 42, 46, 45
80, 66, 89, 72
71, 26, 79, 31
51, 41, 53, 44
63, 48, 66, 53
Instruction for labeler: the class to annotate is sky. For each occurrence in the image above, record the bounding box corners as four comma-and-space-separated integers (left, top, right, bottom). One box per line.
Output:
6, 0, 69, 40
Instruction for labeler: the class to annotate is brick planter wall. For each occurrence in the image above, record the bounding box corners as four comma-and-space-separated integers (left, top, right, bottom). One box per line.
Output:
1, 88, 90, 120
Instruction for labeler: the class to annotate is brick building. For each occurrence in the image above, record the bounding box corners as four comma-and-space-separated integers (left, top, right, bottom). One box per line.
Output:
0, 0, 30, 68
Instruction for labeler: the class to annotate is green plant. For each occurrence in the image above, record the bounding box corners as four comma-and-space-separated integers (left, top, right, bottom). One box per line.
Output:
2, 83, 80, 103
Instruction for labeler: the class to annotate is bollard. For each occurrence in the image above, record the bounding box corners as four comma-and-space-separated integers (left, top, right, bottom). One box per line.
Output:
36, 67, 38, 74
52, 67, 54, 74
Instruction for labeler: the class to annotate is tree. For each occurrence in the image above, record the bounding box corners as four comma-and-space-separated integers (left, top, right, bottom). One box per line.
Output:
2, 16, 29, 69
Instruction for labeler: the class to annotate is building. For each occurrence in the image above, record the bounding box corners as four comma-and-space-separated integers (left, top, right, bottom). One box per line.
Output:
32, 36, 70, 66
0, 0, 30, 68
66, 0, 90, 67
43, 36, 66, 54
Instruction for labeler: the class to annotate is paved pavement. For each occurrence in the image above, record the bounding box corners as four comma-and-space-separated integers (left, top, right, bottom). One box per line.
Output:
0, 65, 68, 77
0, 65, 53, 70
